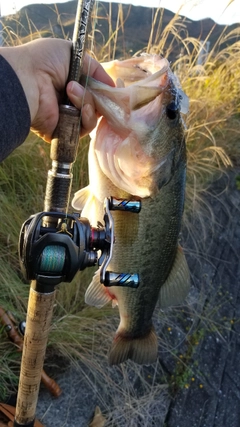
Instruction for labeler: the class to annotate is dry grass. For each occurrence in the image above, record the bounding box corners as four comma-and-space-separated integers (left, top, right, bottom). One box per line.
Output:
0, 3, 240, 425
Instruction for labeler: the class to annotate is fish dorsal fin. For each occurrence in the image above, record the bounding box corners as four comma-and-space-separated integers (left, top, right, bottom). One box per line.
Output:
159, 246, 190, 309
72, 185, 91, 211
85, 269, 112, 308
130, 86, 162, 111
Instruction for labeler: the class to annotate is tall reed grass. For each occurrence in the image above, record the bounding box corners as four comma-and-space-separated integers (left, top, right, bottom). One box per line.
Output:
0, 3, 239, 424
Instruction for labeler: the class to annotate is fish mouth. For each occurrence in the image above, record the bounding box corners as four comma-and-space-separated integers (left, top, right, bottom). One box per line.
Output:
95, 121, 176, 197
101, 54, 170, 88
85, 54, 188, 198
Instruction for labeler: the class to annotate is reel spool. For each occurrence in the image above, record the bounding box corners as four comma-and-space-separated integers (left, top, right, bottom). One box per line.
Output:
19, 197, 141, 291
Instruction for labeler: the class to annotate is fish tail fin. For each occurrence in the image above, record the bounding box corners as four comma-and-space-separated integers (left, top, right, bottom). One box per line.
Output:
108, 327, 158, 366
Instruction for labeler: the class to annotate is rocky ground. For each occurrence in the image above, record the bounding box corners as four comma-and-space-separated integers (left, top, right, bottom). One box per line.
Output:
165, 168, 240, 427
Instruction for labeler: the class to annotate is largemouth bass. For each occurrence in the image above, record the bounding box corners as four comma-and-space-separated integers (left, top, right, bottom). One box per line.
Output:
72, 55, 190, 365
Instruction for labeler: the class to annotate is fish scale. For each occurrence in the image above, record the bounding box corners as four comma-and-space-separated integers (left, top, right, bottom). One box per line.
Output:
108, 160, 185, 332
72, 54, 190, 365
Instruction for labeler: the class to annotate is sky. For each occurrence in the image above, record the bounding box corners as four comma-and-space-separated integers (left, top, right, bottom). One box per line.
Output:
1, 0, 240, 25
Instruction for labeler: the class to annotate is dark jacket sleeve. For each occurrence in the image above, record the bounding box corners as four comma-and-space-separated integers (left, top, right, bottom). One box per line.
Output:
0, 55, 31, 162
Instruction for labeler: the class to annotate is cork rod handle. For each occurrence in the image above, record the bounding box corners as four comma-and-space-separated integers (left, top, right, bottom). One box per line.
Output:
14, 283, 55, 426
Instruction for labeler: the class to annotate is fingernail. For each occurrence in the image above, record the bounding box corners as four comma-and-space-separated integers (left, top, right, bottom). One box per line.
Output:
68, 81, 84, 98
84, 103, 95, 119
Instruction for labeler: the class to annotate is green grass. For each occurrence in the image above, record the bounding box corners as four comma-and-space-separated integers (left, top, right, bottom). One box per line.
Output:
0, 3, 240, 425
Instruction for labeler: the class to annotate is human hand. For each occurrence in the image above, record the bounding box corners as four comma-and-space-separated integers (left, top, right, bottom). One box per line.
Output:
0, 38, 114, 142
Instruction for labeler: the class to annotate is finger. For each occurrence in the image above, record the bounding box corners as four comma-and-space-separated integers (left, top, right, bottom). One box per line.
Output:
66, 82, 98, 137
83, 54, 115, 86
80, 103, 97, 137
66, 81, 94, 110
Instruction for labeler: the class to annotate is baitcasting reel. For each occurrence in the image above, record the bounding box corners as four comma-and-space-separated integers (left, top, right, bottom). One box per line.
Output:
18, 197, 141, 292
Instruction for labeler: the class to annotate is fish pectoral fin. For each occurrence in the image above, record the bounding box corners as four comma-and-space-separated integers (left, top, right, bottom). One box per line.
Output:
159, 246, 190, 309
72, 185, 92, 211
85, 270, 112, 308
108, 327, 158, 366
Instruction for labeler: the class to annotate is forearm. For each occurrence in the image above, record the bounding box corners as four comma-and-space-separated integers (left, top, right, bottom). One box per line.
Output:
0, 54, 31, 162
0, 40, 70, 124
0, 38, 114, 161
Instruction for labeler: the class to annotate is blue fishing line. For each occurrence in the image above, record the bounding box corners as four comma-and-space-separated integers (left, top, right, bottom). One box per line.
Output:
40, 245, 65, 272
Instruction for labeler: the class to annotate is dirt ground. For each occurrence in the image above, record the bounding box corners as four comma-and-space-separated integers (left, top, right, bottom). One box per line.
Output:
7, 167, 240, 427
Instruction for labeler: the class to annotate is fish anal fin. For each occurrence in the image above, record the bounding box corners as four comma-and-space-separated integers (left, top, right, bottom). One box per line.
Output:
85, 270, 113, 308
159, 245, 190, 309
108, 327, 158, 366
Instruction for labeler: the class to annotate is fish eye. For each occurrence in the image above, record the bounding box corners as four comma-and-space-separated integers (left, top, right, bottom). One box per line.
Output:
166, 101, 179, 120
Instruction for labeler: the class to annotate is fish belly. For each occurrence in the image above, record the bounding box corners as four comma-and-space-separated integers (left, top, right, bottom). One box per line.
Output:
85, 157, 186, 365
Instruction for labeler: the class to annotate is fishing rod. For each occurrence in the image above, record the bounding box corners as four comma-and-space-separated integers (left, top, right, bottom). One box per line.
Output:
13, 1, 94, 425
0, 307, 62, 398
13, 0, 140, 425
